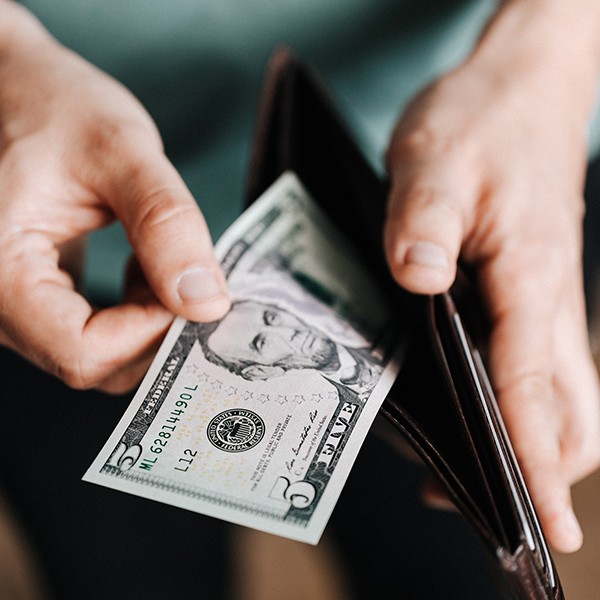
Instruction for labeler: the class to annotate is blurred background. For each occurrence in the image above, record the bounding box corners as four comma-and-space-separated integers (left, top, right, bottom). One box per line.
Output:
1, 1, 600, 597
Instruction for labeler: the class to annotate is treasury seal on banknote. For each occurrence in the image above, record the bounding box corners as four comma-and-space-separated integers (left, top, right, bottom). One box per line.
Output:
207, 409, 266, 453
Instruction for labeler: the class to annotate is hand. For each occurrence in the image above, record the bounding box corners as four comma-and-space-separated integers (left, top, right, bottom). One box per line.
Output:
0, 4, 230, 394
385, 1, 600, 553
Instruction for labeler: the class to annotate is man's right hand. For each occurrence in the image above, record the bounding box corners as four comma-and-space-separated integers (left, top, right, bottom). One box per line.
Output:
0, 2, 230, 393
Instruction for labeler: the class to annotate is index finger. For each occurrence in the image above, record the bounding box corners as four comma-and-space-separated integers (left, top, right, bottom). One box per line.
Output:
84, 131, 230, 323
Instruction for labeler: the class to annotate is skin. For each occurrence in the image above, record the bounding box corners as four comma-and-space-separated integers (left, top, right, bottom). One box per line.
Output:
0, 3, 230, 393
0, 0, 598, 554
385, 1, 600, 553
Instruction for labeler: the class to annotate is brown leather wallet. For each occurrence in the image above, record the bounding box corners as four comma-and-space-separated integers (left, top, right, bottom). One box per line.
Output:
245, 47, 564, 600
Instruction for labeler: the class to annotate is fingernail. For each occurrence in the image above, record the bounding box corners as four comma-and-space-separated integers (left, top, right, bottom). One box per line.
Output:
177, 266, 225, 303
562, 507, 583, 547
405, 241, 448, 270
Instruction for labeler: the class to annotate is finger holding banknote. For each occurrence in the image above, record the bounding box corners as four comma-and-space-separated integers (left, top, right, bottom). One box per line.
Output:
0, 3, 229, 392
385, 2, 600, 553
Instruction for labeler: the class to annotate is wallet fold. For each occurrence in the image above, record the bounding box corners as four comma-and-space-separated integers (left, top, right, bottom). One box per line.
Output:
245, 47, 564, 600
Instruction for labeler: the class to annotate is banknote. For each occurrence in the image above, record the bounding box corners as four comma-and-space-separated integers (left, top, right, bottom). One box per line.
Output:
84, 172, 406, 544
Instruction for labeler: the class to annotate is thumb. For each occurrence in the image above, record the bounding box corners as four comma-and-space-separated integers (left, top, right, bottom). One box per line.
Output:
385, 150, 471, 295
109, 148, 230, 322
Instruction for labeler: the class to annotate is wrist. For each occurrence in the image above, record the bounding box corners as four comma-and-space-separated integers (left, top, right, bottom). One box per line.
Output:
485, 0, 600, 66
0, 1, 69, 136
466, 0, 600, 125
0, 1, 57, 60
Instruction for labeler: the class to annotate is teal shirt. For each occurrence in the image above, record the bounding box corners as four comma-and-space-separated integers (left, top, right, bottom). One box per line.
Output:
20, 1, 598, 300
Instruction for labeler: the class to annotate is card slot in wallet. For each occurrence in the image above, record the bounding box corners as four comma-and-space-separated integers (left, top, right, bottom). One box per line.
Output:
471, 347, 554, 580
430, 294, 519, 550
434, 292, 560, 593
381, 337, 502, 548
245, 47, 564, 599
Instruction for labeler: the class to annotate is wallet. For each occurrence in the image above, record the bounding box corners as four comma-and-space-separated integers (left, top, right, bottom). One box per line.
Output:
244, 48, 564, 600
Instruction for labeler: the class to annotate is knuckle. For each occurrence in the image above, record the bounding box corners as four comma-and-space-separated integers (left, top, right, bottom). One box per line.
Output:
97, 372, 140, 396
512, 370, 554, 402
563, 430, 600, 477
543, 195, 585, 251
394, 125, 438, 157
133, 191, 198, 242
55, 353, 105, 390
579, 444, 600, 474
400, 183, 462, 220
584, 445, 600, 473
88, 118, 161, 163
391, 122, 463, 162
55, 363, 90, 390
388, 182, 464, 237
498, 370, 556, 420
492, 239, 572, 299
